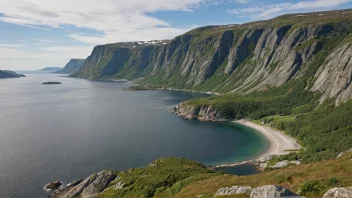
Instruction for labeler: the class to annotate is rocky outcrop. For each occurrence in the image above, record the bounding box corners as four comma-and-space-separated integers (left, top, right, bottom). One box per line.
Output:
44, 181, 62, 190
311, 44, 352, 104
169, 102, 228, 121
323, 187, 352, 198
337, 148, 352, 158
250, 185, 299, 198
215, 186, 252, 197
214, 185, 299, 198
51, 170, 117, 198
271, 160, 301, 168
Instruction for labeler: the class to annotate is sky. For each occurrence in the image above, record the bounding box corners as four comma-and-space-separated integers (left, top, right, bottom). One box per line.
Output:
0, 0, 351, 70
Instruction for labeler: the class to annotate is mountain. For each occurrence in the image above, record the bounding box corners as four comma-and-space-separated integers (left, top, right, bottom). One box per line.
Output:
55, 59, 85, 74
0, 70, 26, 78
72, 9, 352, 105
38, 67, 63, 73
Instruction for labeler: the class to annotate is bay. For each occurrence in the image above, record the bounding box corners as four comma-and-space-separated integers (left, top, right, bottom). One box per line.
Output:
0, 74, 269, 197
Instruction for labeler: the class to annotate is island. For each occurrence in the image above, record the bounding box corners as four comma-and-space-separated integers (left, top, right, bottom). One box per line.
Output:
41, 82, 62, 85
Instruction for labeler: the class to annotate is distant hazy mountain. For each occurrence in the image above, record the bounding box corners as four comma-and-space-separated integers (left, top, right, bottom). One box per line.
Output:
55, 59, 85, 74
0, 70, 26, 78
38, 67, 63, 73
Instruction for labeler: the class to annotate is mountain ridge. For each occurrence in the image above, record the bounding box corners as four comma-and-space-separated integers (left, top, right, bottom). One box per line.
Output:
71, 9, 352, 105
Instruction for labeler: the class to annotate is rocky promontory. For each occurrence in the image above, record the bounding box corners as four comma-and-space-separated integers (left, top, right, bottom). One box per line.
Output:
0, 70, 26, 78
169, 102, 228, 121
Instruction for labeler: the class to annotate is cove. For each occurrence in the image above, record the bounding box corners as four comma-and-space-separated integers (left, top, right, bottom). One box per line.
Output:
0, 74, 269, 198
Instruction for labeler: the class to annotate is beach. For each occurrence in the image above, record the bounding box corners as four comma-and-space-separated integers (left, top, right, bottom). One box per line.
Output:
212, 120, 301, 168
235, 120, 301, 161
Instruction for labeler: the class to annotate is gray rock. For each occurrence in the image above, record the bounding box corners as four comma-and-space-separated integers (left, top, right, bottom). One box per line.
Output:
215, 186, 252, 197
115, 181, 125, 190
323, 187, 352, 198
51, 170, 117, 198
44, 180, 62, 190
81, 171, 117, 197
250, 185, 299, 198
311, 44, 352, 104
271, 160, 301, 168
170, 102, 228, 121
337, 148, 352, 158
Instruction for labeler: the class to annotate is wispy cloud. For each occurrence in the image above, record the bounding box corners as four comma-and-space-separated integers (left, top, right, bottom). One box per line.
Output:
235, 0, 250, 4
0, 0, 223, 45
0, 44, 25, 48
228, 0, 351, 18
0, 45, 93, 70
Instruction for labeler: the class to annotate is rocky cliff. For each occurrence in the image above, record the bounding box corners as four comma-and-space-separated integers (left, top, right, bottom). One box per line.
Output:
169, 102, 228, 121
72, 9, 352, 104
56, 59, 85, 74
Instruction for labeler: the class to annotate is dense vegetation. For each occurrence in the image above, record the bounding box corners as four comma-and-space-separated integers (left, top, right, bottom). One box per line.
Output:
186, 84, 352, 163
275, 100, 352, 163
99, 158, 219, 198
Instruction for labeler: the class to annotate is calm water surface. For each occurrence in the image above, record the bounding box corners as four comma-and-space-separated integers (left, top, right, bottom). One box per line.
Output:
0, 74, 269, 198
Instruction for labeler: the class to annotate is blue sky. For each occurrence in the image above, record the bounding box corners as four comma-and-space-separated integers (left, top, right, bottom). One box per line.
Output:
0, 0, 351, 70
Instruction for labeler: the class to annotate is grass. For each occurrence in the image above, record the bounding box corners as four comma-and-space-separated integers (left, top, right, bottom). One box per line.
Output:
98, 158, 219, 198
258, 115, 295, 126
175, 152, 352, 198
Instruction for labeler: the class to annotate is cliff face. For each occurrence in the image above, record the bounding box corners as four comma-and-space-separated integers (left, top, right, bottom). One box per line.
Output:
72, 9, 352, 104
170, 102, 228, 121
56, 59, 85, 74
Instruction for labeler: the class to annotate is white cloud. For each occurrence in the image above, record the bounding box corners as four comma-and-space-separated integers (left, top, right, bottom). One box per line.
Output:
228, 0, 351, 18
0, 45, 93, 70
235, 0, 250, 4
0, 0, 224, 69
0, 44, 25, 48
0, 0, 219, 45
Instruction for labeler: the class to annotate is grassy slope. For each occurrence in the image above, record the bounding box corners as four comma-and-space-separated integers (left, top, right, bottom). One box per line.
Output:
98, 158, 220, 198
175, 152, 352, 198
93, 153, 352, 198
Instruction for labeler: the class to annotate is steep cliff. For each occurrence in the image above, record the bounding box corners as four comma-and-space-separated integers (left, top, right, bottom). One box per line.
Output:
72, 9, 352, 104
56, 59, 85, 74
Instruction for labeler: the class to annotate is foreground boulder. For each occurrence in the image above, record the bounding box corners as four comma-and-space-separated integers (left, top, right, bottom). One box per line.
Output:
51, 170, 117, 198
323, 187, 352, 198
250, 185, 299, 198
215, 186, 252, 197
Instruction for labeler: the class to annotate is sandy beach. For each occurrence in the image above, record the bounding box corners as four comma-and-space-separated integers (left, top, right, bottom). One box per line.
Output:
235, 120, 301, 161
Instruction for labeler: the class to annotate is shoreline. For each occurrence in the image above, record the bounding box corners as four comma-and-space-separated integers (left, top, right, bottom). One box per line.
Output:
210, 119, 301, 169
